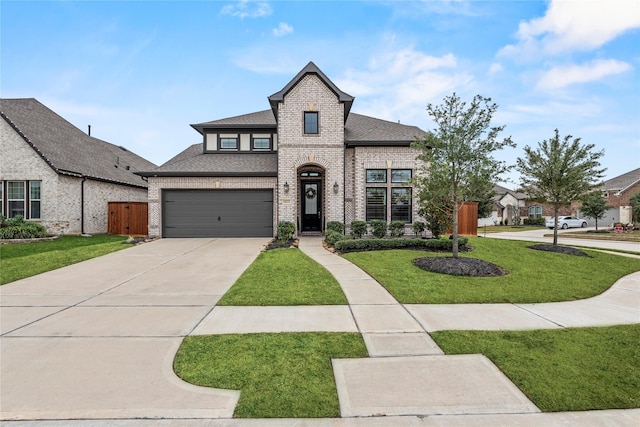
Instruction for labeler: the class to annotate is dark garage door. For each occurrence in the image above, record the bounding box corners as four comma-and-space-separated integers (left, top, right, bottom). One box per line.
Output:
163, 190, 273, 238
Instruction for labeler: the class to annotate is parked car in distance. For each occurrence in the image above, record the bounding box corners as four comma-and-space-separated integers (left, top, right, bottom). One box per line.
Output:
546, 216, 588, 229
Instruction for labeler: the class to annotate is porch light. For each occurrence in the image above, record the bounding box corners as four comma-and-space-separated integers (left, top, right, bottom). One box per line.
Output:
284, 182, 290, 193
333, 182, 339, 194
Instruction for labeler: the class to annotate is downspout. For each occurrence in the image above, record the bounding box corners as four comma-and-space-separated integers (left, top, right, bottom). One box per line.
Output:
81, 176, 86, 235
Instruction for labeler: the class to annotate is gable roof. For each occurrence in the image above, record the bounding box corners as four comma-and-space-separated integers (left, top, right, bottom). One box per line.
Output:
601, 168, 640, 195
268, 61, 354, 122
1, 98, 155, 188
191, 109, 276, 134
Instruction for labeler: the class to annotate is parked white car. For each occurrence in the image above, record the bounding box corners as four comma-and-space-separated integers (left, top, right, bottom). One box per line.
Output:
546, 216, 588, 229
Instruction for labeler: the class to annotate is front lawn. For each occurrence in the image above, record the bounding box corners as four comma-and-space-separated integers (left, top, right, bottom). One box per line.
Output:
342, 237, 640, 303
432, 325, 640, 411
218, 248, 347, 305
174, 332, 367, 418
0, 235, 129, 285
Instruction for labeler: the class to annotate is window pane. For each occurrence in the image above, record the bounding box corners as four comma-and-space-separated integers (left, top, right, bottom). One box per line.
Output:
391, 188, 412, 222
391, 169, 412, 183
30, 181, 41, 199
9, 201, 24, 218
220, 138, 238, 149
366, 188, 387, 221
304, 112, 318, 134
8, 182, 24, 199
366, 169, 387, 183
252, 138, 270, 150
30, 201, 41, 219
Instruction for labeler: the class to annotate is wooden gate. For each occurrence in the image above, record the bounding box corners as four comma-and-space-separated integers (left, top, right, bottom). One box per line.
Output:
108, 202, 148, 236
447, 202, 478, 236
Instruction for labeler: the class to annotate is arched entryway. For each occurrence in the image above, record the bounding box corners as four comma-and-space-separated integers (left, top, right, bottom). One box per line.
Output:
298, 165, 325, 233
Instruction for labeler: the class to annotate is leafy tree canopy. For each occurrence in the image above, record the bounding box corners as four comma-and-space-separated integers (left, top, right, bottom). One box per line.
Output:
580, 191, 609, 230
412, 93, 515, 256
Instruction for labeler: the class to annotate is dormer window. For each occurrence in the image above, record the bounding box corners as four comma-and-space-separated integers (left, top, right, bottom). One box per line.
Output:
252, 137, 271, 150
220, 136, 238, 150
304, 112, 318, 134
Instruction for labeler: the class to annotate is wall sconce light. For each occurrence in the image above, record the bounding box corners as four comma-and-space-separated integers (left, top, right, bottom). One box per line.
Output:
284, 182, 290, 193
333, 182, 339, 194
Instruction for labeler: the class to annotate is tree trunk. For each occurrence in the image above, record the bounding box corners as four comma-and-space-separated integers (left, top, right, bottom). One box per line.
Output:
452, 200, 459, 258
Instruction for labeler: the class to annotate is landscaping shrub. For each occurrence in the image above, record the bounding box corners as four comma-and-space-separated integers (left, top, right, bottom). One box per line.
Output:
325, 230, 346, 246
326, 221, 345, 234
523, 217, 545, 226
334, 237, 468, 253
504, 218, 509, 226
350, 221, 367, 239
388, 221, 406, 237
0, 215, 49, 239
276, 221, 295, 242
371, 219, 387, 238
412, 221, 426, 236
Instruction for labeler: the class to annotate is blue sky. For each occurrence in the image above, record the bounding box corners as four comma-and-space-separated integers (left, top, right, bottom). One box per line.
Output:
2, 0, 639, 185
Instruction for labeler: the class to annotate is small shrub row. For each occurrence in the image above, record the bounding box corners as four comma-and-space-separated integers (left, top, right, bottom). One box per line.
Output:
276, 221, 295, 242
0, 215, 49, 239
523, 217, 545, 226
334, 237, 468, 253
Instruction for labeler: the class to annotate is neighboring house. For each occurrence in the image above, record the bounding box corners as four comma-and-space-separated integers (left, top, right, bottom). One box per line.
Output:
0, 98, 156, 235
478, 184, 527, 226
580, 168, 640, 225
138, 62, 427, 238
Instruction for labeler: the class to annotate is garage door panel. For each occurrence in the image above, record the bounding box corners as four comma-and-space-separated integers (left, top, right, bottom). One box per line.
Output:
163, 190, 273, 238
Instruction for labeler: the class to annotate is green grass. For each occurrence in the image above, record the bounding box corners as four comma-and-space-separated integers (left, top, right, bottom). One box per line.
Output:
218, 248, 347, 305
174, 332, 367, 418
479, 225, 545, 233
432, 325, 640, 411
0, 235, 129, 285
342, 237, 640, 303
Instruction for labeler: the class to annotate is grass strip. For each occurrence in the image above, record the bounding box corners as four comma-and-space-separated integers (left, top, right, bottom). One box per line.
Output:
342, 237, 640, 303
218, 248, 347, 305
174, 332, 367, 418
431, 325, 640, 411
1, 235, 128, 285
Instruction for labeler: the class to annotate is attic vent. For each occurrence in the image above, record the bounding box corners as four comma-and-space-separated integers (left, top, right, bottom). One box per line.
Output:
118, 146, 128, 152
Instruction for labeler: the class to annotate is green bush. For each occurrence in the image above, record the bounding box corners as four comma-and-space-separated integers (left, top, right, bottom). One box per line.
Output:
334, 237, 468, 253
504, 218, 509, 226
388, 221, 406, 237
325, 230, 346, 246
326, 221, 345, 234
0, 215, 49, 239
350, 221, 367, 239
276, 221, 295, 242
371, 219, 387, 238
412, 221, 426, 236
523, 217, 545, 226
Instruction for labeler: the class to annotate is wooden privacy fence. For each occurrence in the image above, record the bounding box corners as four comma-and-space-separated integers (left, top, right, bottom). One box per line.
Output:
448, 202, 478, 236
108, 202, 148, 236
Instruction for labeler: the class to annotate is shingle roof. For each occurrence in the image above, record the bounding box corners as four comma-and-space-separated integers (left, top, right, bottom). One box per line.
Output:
601, 168, 640, 194
138, 143, 277, 177
1, 98, 155, 188
190, 110, 426, 144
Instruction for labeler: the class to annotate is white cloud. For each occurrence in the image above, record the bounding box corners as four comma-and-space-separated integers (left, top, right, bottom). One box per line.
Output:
273, 22, 293, 37
500, 0, 640, 58
488, 62, 503, 75
335, 47, 473, 125
536, 59, 632, 90
221, 1, 272, 18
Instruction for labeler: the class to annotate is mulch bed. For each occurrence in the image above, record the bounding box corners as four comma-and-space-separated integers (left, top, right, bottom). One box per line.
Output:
265, 239, 299, 250
413, 257, 508, 277
529, 244, 591, 257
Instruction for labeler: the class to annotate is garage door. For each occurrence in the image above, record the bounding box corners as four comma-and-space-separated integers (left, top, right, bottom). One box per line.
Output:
162, 190, 273, 238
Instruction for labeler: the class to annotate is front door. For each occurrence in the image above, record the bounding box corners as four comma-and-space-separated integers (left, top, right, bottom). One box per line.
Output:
301, 181, 322, 232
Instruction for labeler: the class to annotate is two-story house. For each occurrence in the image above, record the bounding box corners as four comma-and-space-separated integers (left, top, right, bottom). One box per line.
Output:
139, 62, 427, 238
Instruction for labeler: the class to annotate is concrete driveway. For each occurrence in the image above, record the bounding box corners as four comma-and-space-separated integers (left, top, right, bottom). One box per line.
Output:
0, 238, 270, 421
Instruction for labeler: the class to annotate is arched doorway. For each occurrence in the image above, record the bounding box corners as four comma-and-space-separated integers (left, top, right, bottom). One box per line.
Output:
299, 166, 324, 232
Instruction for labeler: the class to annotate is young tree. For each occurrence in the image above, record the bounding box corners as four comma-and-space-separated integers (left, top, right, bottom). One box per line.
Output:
580, 191, 609, 230
516, 129, 605, 245
412, 93, 515, 257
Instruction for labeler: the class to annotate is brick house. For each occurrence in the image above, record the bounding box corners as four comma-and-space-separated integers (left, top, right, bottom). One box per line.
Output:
586, 168, 640, 225
478, 184, 527, 226
138, 62, 427, 238
0, 98, 156, 235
